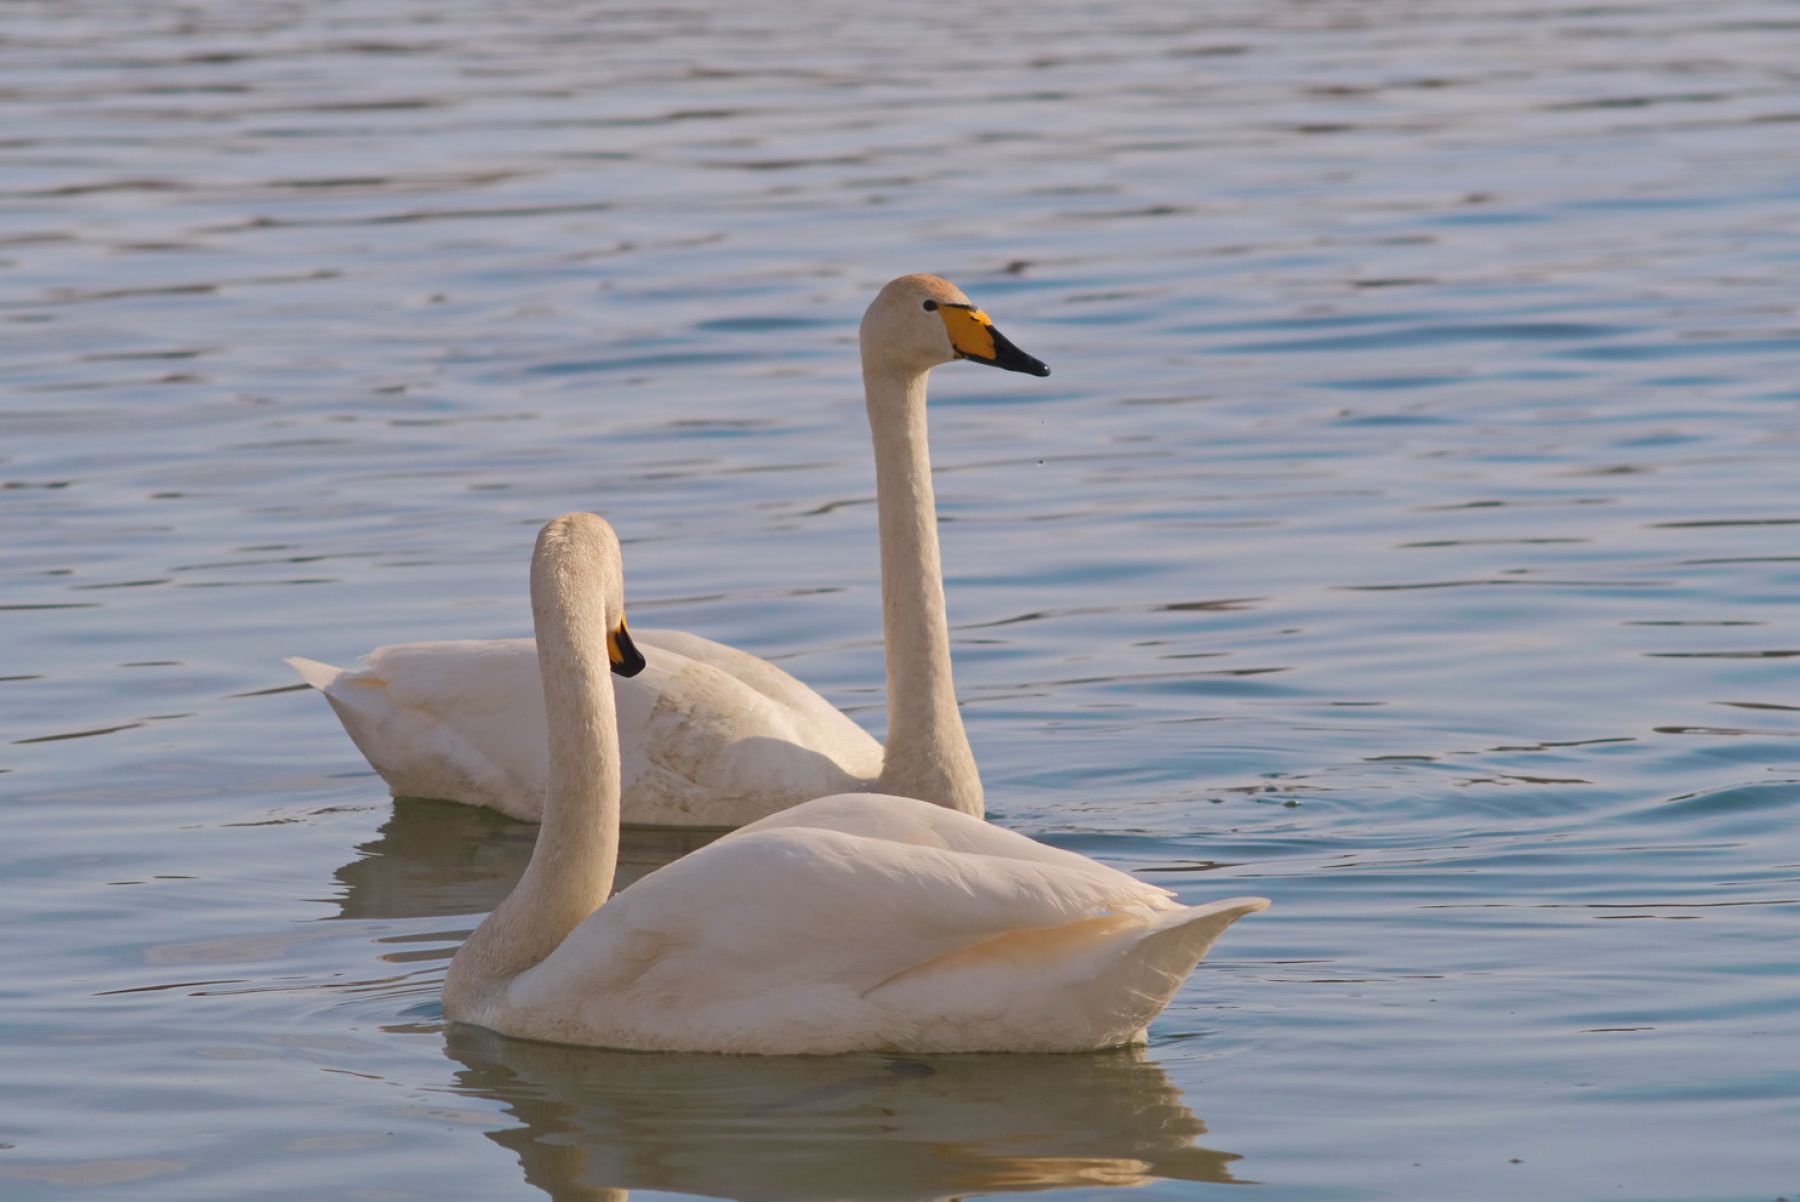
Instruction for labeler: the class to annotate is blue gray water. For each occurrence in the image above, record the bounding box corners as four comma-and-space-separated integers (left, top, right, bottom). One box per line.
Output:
3, 1, 1799, 1198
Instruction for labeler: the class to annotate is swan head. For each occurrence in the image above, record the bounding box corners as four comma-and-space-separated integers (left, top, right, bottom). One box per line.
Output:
532, 513, 647, 678
860, 274, 1050, 379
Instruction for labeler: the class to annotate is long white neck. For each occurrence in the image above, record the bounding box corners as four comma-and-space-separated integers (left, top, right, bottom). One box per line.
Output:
445, 523, 620, 1018
864, 360, 983, 817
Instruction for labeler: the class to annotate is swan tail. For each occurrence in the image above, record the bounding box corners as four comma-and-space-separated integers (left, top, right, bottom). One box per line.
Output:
285, 655, 351, 692
285, 655, 401, 783
286, 656, 416, 798
861, 895, 1267, 1052
285, 656, 398, 745
1076, 895, 1268, 1049
1135, 896, 1270, 974
285, 655, 538, 817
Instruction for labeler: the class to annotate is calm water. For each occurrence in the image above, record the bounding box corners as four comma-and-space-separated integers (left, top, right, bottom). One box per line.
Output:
4, 1, 1800, 1198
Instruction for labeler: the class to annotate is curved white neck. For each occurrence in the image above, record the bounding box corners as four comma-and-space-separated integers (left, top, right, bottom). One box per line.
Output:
445, 533, 620, 1016
864, 361, 983, 817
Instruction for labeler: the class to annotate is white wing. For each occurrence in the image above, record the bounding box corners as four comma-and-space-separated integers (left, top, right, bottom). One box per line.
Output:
533, 820, 1170, 996
499, 795, 1211, 1051
287, 629, 881, 824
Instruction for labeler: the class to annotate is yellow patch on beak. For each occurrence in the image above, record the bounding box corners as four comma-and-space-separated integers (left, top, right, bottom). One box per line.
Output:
607, 616, 647, 677
938, 304, 998, 362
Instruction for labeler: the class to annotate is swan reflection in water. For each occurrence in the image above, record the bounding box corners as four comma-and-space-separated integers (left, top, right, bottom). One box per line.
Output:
331, 801, 1247, 1199
328, 798, 721, 921
444, 1029, 1246, 1202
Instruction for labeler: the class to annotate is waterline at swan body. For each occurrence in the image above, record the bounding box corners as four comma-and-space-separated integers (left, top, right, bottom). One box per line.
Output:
289, 274, 1050, 827
442, 513, 1270, 1055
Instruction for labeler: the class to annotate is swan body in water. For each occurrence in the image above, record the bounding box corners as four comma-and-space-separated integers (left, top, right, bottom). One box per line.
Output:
289, 274, 1049, 826
442, 512, 1268, 1055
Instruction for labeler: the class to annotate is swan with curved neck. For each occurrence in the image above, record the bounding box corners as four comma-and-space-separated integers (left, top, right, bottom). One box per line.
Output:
444, 512, 1268, 1054
289, 274, 1047, 826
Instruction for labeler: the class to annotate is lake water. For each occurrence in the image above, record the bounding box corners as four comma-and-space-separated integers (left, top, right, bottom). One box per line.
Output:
3, 1, 1799, 1198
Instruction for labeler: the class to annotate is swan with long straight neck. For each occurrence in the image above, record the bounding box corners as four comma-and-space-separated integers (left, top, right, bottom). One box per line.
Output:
862, 274, 1050, 812
443, 513, 1268, 1055
289, 274, 1048, 827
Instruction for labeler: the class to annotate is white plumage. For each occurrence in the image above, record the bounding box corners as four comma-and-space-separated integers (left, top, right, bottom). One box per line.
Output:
490, 794, 1269, 1053
288, 630, 879, 825
289, 274, 1051, 826
441, 512, 1269, 1055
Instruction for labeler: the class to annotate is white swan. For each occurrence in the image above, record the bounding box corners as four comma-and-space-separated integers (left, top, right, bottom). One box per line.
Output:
442, 512, 1269, 1055
288, 274, 1050, 826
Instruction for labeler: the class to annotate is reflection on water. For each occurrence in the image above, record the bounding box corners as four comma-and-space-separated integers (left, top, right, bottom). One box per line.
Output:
445, 1028, 1241, 1202
331, 799, 537, 921
330, 799, 719, 920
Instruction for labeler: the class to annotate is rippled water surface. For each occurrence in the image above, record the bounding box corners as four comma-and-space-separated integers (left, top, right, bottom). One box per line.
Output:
5, 2, 1800, 1198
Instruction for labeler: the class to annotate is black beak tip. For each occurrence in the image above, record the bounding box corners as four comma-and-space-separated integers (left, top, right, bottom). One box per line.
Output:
979, 325, 1051, 378
995, 351, 1049, 377
611, 629, 648, 678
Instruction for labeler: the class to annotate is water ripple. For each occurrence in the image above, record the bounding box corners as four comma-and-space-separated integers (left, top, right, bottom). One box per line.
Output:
6, 1, 1800, 1199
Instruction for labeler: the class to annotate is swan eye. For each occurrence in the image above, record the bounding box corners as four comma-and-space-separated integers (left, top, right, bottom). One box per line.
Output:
921, 300, 938, 312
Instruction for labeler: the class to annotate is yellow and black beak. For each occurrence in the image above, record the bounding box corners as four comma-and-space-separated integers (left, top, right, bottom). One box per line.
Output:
935, 302, 1051, 377
607, 617, 646, 678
